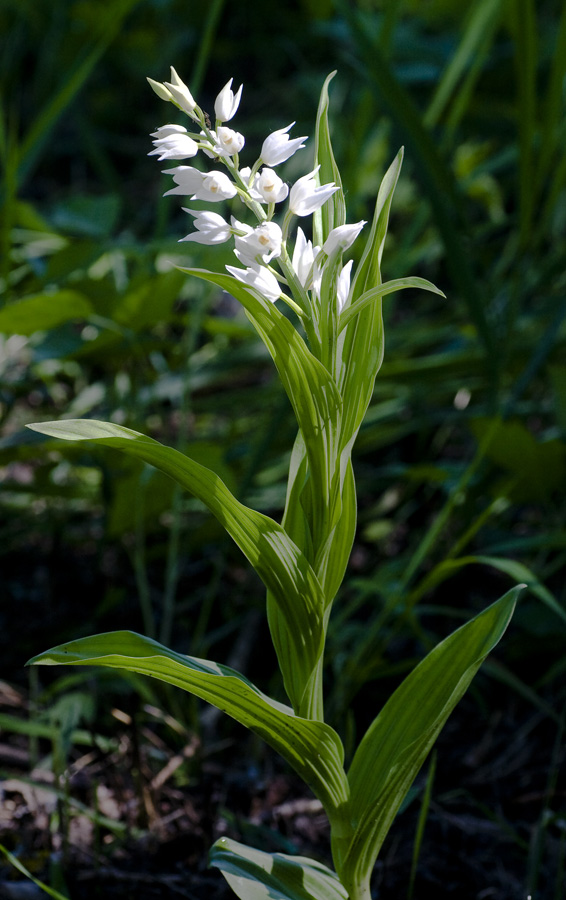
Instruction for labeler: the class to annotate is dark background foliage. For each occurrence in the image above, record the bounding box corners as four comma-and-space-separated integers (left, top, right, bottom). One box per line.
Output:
1, 1, 565, 897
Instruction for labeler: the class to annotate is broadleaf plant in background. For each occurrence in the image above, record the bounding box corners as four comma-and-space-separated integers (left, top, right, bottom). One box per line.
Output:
26, 70, 523, 900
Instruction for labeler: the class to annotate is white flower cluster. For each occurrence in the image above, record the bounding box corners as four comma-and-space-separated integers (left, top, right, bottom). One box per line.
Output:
148, 68, 365, 309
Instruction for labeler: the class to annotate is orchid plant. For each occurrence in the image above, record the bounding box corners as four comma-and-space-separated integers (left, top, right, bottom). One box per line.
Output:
26, 70, 522, 900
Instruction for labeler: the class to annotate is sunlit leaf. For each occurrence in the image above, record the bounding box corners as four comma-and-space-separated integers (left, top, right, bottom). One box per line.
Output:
338, 276, 445, 333
26, 418, 325, 713
181, 268, 343, 552
27, 631, 349, 816
313, 70, 346, 245
209, 837, 348, 900
334, 587, 521, 894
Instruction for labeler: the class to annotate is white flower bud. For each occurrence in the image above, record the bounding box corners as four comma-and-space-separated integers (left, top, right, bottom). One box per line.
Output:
147, 77, 173, 102
163, 67, 197, 116
337, 260, 353, 312
323, 221, 367, 255
292, 228, 320, 287
215, 78, 243, 122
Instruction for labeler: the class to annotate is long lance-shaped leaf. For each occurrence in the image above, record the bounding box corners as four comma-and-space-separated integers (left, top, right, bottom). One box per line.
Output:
209, 837, 348, 900
313, 458, 357, 605
27, 632, 349, 819
281, 434, 357, 605
313, 71, 346, 247
181, 268, 343, 550
338, 277, 445, 333
337, 150, 403, 462
332, 587, 522, 896
25, 419, 324, 714
268, 449, 357, 722
267, 432, 316, 718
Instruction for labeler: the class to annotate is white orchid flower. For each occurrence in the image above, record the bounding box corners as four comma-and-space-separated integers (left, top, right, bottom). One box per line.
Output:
163, 67, 197, 116
238, 168, 263, 202
149, 125, 199, 161
163, 167, 237, 201
337, 260, 354, 312
179, 209, 232, 244
234, 222, 283, 267
261, 124, 307, 166
254, 168, 288, 203
323, 220, 367, 255
216, 126, 245, 156
200, 127, 245, 159
215, 78, 243, 122
196, 171, 238, 201
226, 263, 282, 303
163, 165, 204, 196
289, 167, 338, 217
292, 227, 320, 288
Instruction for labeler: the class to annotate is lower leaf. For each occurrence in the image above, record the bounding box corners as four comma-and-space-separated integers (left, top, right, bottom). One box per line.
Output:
27, 631, 349, 818
334, 586, 522, 894
209, 837, 348, 900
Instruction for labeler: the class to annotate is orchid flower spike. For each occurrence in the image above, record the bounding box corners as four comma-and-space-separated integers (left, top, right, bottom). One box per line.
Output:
215, 78, 243, 122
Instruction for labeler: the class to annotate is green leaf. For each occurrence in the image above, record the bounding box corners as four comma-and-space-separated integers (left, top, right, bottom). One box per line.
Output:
314, 458, 357, 604
313, 71, 346, 246
338, 277, 445, 333
25, 418, 325, 714
334, 587, 521, 894
209, 837, 348, 900
181, 268, 343, 550
27, 631, 349, 817
0, 290, 92, 335
416, 555, 566, 626
338, 150, 403, 452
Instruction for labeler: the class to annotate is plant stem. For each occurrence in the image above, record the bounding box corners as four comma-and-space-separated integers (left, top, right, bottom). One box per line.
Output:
347, 880, 372, 900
